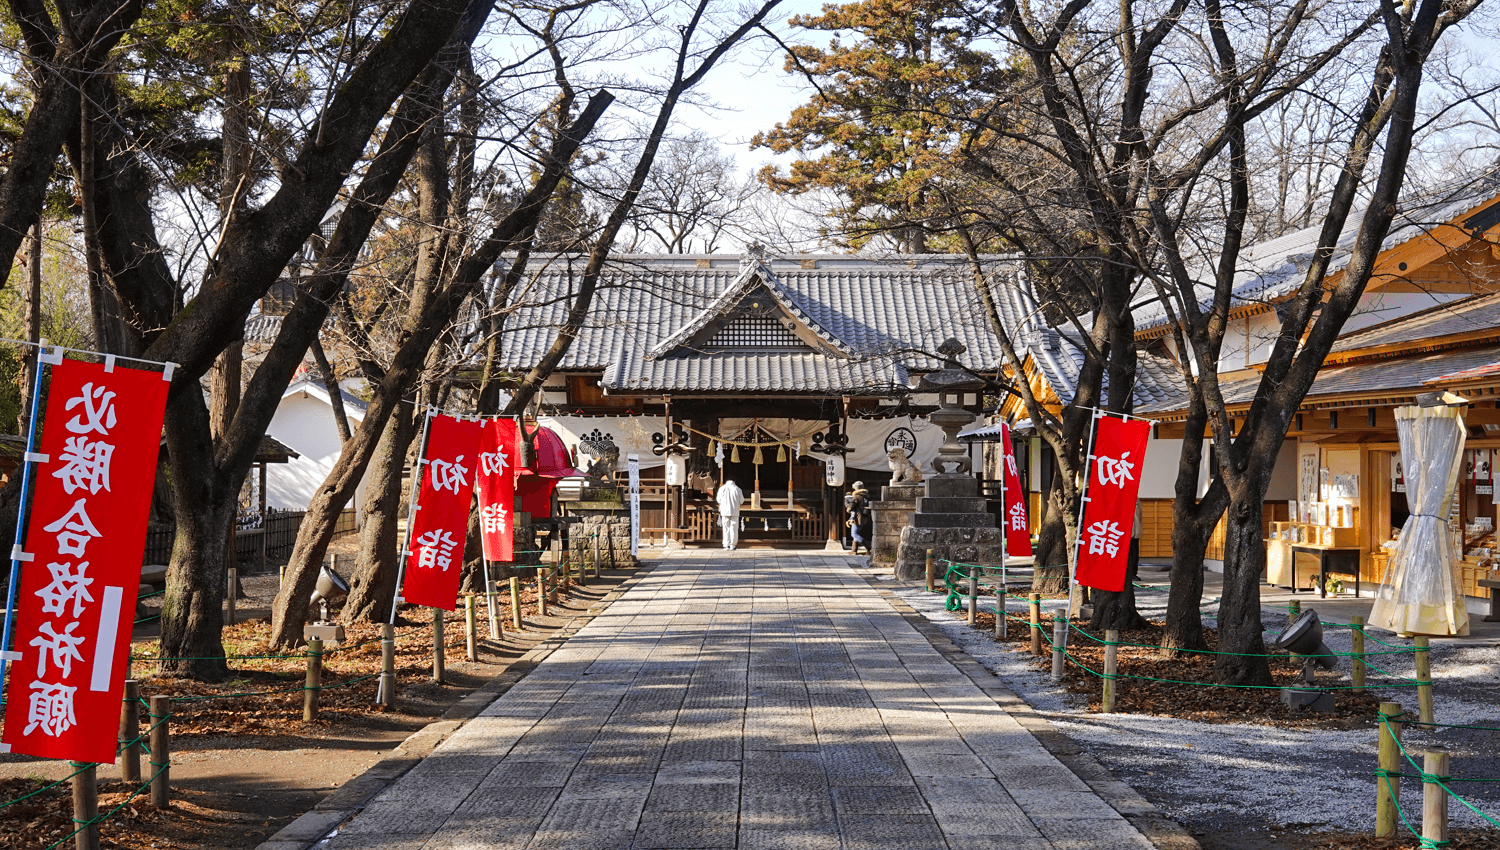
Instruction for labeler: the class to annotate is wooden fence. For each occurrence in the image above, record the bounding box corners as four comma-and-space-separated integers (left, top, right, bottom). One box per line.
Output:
142, 507, 359, 572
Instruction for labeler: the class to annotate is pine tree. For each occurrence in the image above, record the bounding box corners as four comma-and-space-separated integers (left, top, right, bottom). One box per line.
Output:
752, 0, 1007, 252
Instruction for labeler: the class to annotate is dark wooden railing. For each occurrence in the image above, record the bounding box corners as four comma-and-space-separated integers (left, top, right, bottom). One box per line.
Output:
142, 507, 359, 571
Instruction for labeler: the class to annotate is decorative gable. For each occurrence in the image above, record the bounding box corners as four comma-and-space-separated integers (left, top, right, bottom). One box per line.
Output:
649, 263, 853, 360
703, 312, 804, 350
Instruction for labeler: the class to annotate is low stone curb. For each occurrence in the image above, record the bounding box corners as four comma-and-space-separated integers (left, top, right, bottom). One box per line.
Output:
253, 565, 655, 850
861, 569, 1202, 850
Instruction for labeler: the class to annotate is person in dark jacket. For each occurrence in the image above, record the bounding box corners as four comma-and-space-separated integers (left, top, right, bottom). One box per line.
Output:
846, 482, 873, 555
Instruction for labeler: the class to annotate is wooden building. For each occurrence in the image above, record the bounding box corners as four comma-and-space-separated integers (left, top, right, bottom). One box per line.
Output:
493, 250, 1016, 546
1128, 169, 1500, 599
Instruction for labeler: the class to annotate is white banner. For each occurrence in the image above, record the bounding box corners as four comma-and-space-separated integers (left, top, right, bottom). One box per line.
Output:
541, 414, 947, 482
539, 415, 666, 470
807, 416, 946, 474
627, 453, 640, 557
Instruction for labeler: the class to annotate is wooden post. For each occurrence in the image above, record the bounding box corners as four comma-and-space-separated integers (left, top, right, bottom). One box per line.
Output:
148, 696, 170, 809
1422, 747, 1450, 848
509, 576, 523, 630
1287, 599, 1302, 663
1375, 701, 1404, 838
1351, 615, 1366, 693
225, 566, 237, 626
1102, 629, 1119, 713
377, 623, 396, 708
537, 571, 549, 617
1051, 610, 1068, 681
487, 580, 501, 640
966, 568, 978, 626
593, 533, 602, 578
489, 581, 507, 641
303, 638, 322, 721
994, 586, 1006, 640
1415, 636, 1434, 728
925, 549, 935, 592
465, 595, 478, 662
72, 762, 98, 850
119, 680, 140, 784
432, 609, 445, 684
1029, 593, 1043, 656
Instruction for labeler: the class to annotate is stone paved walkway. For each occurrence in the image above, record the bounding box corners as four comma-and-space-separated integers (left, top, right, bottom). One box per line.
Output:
320, 552, 1160, 850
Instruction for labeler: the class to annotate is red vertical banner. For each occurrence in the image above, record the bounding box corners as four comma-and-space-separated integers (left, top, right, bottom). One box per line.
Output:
1000, 424, 1033, 558
475, 418, 518, 561
1074, 416, 1151, 593
2, 358, 169, 762
401, 414, 481, 610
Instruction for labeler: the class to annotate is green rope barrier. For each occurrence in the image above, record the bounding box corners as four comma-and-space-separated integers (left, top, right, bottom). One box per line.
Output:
0, 762, 93, 810
40, 761, 170, 850
1389, 728, 1500, 831
166, 671, 381, 701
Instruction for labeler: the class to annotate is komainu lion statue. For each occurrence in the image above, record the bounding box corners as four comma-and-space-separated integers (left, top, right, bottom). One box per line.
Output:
888, 448, 924, 485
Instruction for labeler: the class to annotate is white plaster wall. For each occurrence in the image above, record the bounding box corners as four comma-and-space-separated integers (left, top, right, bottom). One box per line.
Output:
1338, 290, 1469, 335
1138, 438, 1182, 499
265, 392, 370, 513
1265, 440, 1298, 500
1219, 290, 1471, 372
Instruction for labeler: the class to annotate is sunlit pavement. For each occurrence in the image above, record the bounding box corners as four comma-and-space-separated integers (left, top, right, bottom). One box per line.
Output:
319, 551, 1161, 849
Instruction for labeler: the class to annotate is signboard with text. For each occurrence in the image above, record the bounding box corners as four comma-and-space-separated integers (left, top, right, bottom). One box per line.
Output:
475, 418, 518, 561
401, 414, 481, 610
1000, 424, 1033, 558
1074, 416, 1151, 593
2, 358, 169, 762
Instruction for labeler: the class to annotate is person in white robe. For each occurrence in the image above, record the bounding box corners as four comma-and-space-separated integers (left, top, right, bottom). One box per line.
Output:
717, 479, 745, 550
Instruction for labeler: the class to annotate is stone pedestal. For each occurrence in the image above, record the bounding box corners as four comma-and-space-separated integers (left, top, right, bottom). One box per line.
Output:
893, 475, 1005, 580
871, 484, 922, 562
561, 503, 639, 567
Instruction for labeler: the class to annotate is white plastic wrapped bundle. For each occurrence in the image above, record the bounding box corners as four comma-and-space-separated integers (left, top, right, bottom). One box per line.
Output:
1370, 404, 1471, 636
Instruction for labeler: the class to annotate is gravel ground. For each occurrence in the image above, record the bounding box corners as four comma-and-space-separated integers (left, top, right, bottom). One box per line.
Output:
890, 575, 1500, 844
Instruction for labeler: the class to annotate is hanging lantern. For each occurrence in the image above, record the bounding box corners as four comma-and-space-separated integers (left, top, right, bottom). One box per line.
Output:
665, 453, 687, 486
824, 454, 846, 487
777, 444, 787, 463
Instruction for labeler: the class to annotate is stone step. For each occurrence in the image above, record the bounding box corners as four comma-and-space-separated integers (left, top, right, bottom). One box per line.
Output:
916, 497, 987, 513
910, 513, 997, 529
923, 476, 980, 498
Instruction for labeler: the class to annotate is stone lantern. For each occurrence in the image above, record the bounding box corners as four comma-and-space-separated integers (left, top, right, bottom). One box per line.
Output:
916, 338, 985, 479
891, 338, 1005, 580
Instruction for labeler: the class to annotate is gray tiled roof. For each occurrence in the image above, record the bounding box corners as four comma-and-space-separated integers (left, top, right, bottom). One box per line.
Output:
1139, 343, 1500, 412
606, 349, 908, 394
496, 254, 1008, 381
994, 277, 1187, 410
1134, 167, 1500, 333
1330, 291, 1500, 354
498, 252, 1189, 404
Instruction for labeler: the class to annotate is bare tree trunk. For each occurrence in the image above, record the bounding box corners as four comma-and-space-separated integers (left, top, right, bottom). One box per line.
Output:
1162, 508, 1215, 653
1031, 472, 1071, 593
18, 222, 41, 432
158, 391, 234, 680
1211, 489, 1272, 684
341, 401, 418, 622
77, 80, 128, 355
1092, 538, 1148, 631
310, 337, 351, 443
267, 92, 614, 648
211, 340, 243, 593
